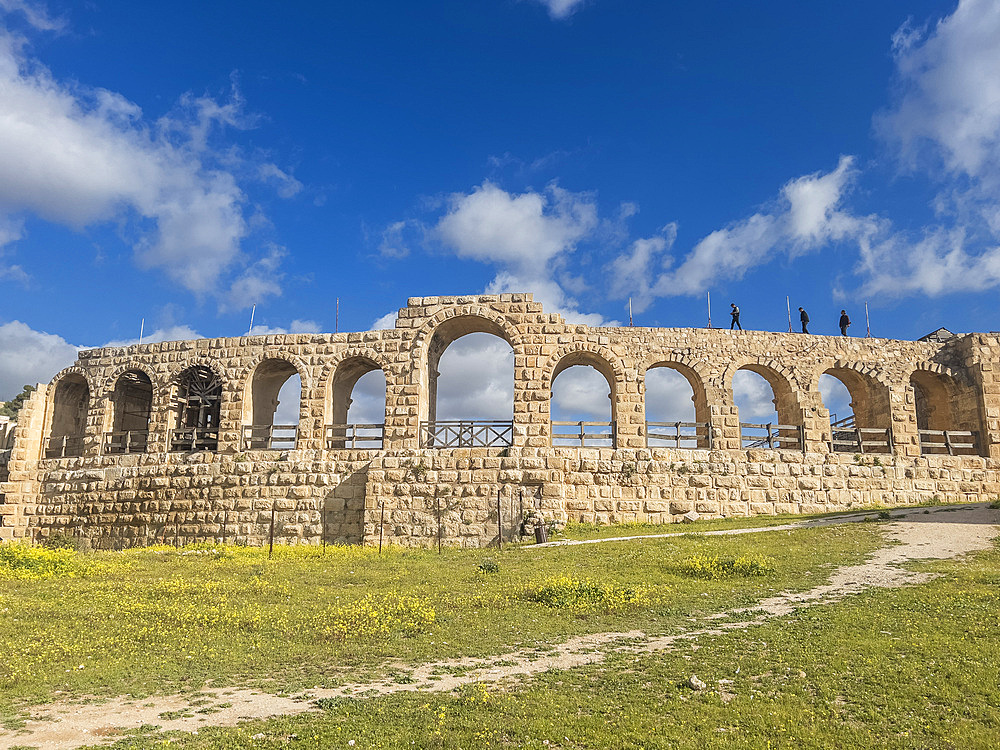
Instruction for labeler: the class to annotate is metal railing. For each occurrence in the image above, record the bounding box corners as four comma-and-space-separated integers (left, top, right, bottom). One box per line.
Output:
830, 426, 893, 454
919, 429, 979, 456
551, 421, 616, 448
645, 421, 712, 449
44, 435, 85, 458
169, 427, 219, 452
420, 420, 513, 448
103, 430, 149, 454
325, 423, 385, 450
242, 424, 298, 450
741, 422, 804, 451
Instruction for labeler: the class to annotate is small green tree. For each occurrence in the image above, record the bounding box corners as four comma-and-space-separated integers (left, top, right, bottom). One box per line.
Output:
1, 385, 36, 420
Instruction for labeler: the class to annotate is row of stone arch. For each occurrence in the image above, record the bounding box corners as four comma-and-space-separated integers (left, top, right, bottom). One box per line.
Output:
46, 311, 981, 455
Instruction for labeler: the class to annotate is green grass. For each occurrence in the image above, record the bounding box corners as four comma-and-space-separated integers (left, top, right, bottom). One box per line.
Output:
94, 547, 1000, 749
0, 522, 881, 726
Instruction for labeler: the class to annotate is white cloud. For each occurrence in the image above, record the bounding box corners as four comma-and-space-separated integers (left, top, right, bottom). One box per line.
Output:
378, 220, 413, 259
608, 224, 677, 313
435, 181, 615, 324
551, 365, 612, 422
644, 367, 696, 422
0, 320, 80, 399
0, 0, 64, 32
370, 312, 397, 330
435, 333, 514, 420
437, 181, 597, 275
878, 0, 1000, 181
225, 245, 286, 310
257, 163, 302, 199
0, 14, 297, 300
247, 319, 322, 336
649, 156, 879, 297
532, 0, 589, 21
732, 370, 777, 424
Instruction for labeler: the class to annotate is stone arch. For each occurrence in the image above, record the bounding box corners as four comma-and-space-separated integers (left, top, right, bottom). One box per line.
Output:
169, 360, 225, 451
101, 360, 161, 396
415, 310, 521, 424
813, 362, 892, 431
104, 370, 155, 453
239, 356, 309, 449
642, 357, 712, 449
325, 353, 389, 425
907, 363, 982, 444
641, 356, 711, 423
318, 349, 392, 449
544, 344, 626, 445
44, 367, 94, 458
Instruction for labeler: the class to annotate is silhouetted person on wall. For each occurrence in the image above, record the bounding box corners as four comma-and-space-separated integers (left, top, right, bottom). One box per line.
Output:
730, 303, 741, 330
799, 307, 809, 334
839, 310, 851, 336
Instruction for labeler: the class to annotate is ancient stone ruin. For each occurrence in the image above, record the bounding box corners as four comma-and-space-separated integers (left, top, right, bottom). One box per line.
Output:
1, 293, 998, 548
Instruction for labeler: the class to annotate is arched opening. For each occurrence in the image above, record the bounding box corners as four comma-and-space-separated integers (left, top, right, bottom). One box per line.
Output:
820, 368, 892, 453
910, 370, 982, 455
644, 363, 710, 448
105, 370, 153, 454
45, 374, 89, 458
328, 357, 387, 449
733, 365, 802, 450
551, 352, 616, 448
422, 316, 514, 448
243, 359, 301, 450
171, 365, 222, 452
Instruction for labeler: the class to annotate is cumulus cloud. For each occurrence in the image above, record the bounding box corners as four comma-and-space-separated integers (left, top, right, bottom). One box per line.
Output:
435, 334, 514, 420
878, 0, 1000, 181
531, 0, 589, 21
862, 0, 1000, 296
732, 370, 778, 424
0, 10, 297, 302
644, 367, 696, 423
551, 366, 612, 424
370, 312, 398, 330
435, 181, 615, 324
0, 320, 80, 399
636, 157, 881, 297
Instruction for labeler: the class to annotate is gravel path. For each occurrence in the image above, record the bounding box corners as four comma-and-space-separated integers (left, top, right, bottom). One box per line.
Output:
3, 503, 997, 750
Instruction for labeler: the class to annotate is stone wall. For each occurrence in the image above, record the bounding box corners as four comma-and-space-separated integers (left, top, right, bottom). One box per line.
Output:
2, 293, 1000, 547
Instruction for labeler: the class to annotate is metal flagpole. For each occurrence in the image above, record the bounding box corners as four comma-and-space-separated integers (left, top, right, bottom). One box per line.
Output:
248, 304, 256, 335
336, 297, 339, 333
865, 301, 871, 338
629, 298, 633, 327
786, 296, 792, 333
707, 291, 712, 328
138, 318, 144, 345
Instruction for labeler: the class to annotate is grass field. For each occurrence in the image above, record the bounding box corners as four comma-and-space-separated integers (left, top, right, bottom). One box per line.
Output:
1, 510, 997, 748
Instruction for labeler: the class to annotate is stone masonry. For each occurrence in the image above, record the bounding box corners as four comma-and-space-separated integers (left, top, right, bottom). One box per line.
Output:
2, 293, 999, 549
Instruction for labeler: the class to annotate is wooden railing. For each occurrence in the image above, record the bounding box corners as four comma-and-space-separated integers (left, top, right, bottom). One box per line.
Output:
919, 429, 979, 456
242, 424, 298, 451
551, 421, 616, 448
741, 422, 804, 451
103, 430, 149, 454
325, 423, 385, 450
645, 421, 712, 449
830, 427, 893, 454
44, 435, 85, 458
420, 420, 513, 448
169, 427, 219, 452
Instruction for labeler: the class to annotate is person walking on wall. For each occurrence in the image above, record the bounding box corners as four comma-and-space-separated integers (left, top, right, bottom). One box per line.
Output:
730, 303, 742, 330
799, 307, 809, 334
839, 310, 851, 336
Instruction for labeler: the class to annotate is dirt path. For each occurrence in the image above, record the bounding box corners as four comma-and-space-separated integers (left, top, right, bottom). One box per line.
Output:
3, 503, 997, 750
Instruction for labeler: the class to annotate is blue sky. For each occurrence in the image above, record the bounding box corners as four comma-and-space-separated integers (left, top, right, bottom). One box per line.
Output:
1, 0, 997, 426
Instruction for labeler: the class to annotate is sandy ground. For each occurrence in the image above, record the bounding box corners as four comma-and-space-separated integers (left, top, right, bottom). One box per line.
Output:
3, 502, 997, 750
